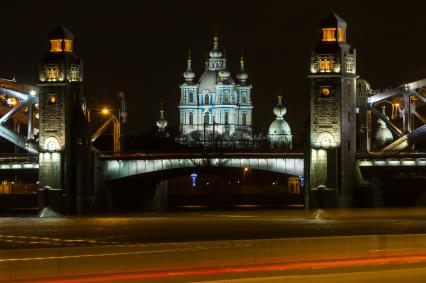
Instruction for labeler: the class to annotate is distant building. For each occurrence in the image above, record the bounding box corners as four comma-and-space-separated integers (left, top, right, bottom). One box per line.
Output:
177, 35, 253, 147
155, 103, 170, 139
375, 105, 393, 146
268, 96, 292, 149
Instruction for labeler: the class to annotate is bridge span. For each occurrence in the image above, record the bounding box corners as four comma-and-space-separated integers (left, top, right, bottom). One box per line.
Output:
100, 152, 305, 181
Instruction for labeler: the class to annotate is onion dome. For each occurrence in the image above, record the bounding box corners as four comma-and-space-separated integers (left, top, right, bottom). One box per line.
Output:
236, 55, 248, 84
375, 106, 393, 145
218, 57, 231, 82
268, 96, 292, 149
156, 103, 168, 130
183, 50, 195, 83
209, 36, 223, 58
273, 95, 287, 118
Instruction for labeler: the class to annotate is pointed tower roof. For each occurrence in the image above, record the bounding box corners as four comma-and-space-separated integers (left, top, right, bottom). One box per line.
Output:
48, 25, 74, 40
320, 12, 347, 29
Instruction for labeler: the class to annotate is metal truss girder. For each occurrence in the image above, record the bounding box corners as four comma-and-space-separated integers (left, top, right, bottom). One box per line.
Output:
0, 101, 27, 124
377, 124, 426, 155
412, 90, 426, 104
368, 105, 402, 137
0, 125, 39, 154
406, 78, 426, 90
368, 89, 401, 104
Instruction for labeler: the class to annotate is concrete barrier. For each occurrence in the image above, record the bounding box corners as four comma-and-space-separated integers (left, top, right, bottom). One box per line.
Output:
2, 234, 426, 281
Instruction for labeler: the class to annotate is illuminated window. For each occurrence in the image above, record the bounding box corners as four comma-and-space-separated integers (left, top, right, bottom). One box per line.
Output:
50, 39, 62, 52
338, 28, 345, 42
188, 112, 193, 125
322, 28, 336, 42
69, 67, 79, 81
318, 57, 334, 72
242, 113, 247, 126
64, 39, 73, 52
46, 68, 59, 81
321, 87, 330, 97
205, 94, 210, 105
204, 112, 210, 125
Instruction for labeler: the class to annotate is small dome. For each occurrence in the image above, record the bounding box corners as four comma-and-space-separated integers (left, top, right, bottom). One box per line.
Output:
273, 96, 286, 118
209, 36, 223, 58
268, 96, 292, 149
183, 51, 195, 82
268, 119, 291, 136
236, 56, 248, 83
183, 70, 195, 81
48, 25, 74, 40
375, 106, 393, 145
156, 117, 168, 129
375, 127, 393, 145
218, 58, 231, 81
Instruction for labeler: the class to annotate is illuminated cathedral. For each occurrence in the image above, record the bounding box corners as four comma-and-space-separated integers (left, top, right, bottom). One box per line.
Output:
176, 35, 253, 147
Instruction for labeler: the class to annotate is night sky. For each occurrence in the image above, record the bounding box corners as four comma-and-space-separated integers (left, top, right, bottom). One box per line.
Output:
1, 0, 426, 141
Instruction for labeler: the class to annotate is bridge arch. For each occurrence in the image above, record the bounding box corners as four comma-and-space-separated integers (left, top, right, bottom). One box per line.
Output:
101, 156, 304, 182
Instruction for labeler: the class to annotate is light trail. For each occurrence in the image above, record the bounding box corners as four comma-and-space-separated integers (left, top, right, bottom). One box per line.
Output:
18, 254, 426, 283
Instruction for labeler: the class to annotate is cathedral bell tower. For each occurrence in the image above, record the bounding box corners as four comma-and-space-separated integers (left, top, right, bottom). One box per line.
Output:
38, 26, 91, 214
307, 13, 357, 208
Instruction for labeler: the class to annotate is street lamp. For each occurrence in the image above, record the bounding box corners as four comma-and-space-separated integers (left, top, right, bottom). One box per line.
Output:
91, 106, 121, 155
243, 167, 249, 185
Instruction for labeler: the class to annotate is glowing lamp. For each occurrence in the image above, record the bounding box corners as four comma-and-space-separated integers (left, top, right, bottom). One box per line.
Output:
102, 108, 109, 115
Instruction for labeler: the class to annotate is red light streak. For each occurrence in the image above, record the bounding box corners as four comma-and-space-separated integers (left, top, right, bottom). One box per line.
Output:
22, 254, 426, 283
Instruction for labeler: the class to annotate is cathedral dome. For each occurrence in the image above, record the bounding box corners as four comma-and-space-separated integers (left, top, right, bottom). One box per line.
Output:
236, 55, 248, 84
375, 106, 393, 145
268, 96, 292, 149
268, 119, 291, 136
199, 70, 219, 92
209, 36, 223, 58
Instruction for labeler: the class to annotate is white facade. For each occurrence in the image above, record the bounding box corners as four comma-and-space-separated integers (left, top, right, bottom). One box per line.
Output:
177, 36, 253, 146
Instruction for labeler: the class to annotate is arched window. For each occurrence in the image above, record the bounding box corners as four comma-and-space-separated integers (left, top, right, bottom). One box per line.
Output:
205, 94, 210, 105
188, 92, 193, 103
242, 113, 247, 126
204, 112, 210, 125
188, 112, 193, 125
224, 112, 229, 125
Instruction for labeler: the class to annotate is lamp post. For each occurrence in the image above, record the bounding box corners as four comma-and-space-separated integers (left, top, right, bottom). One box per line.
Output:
101, 107, 121, 155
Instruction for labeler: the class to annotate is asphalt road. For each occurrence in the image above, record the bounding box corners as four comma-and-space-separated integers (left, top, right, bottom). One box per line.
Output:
2, 208, 426, 249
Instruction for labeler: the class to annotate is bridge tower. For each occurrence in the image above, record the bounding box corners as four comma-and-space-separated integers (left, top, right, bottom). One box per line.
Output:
307, 13, 357, 208
37, 26, 92, 214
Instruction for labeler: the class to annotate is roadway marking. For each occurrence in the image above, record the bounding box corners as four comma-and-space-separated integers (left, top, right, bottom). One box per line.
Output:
0, 245, 218, 262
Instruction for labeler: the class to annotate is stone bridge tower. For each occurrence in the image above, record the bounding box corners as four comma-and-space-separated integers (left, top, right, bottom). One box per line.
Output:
307, 13, 357, 208
37, 26, 92, 214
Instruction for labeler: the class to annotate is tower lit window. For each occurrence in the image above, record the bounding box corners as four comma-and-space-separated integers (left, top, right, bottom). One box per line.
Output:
64, 39, 73, 52
46, 68, 60, 81
338, 28, 345, 42
318, 58, 334, 72
322, 28, 336, 42
50, 39, 62, 52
